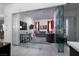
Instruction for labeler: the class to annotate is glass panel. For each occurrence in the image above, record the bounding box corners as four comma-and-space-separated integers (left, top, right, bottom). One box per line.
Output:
0, 19, 4, 41
56, 5, 64, 53
12, 14, 20, 45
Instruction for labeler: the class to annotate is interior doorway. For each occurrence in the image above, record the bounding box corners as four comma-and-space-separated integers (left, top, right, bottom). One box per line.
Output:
12, 7, 56, 46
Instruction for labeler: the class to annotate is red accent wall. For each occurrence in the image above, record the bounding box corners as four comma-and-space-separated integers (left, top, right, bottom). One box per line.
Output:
47, 21, 49, 33
51, 20, 54, 30
47, 20, 54, 33
38, 22, 40, 31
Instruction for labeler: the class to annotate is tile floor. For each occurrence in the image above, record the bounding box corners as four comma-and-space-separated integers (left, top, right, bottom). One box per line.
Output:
11, 37, 70, 56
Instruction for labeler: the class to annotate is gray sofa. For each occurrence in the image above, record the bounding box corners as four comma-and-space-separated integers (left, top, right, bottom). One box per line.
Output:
35, 31, 46, 37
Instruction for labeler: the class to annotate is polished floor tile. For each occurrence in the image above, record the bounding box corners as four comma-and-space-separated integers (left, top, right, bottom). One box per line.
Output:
12, 37, 70, 56
12, 43, 69, 56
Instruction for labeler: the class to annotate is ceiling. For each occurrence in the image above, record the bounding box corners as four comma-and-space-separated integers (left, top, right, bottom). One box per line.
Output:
1, 3, 79, 20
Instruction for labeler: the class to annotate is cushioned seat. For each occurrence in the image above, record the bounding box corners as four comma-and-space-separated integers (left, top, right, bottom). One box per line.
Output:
35, 31, 46, 37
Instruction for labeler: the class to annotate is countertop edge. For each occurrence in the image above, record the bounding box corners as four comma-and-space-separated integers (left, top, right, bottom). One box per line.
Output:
67, 41, 79, 52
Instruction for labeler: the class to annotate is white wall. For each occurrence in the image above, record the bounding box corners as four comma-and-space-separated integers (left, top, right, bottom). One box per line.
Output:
0, 5, 4, 21
64, 6, 79, 42
0, 6, 4, 18
4, 3, 65, 43
0, 3, 11, 19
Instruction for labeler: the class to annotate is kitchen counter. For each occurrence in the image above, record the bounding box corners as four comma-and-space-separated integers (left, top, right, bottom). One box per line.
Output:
67, 41, 79, 56
67, 41, 79, 52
